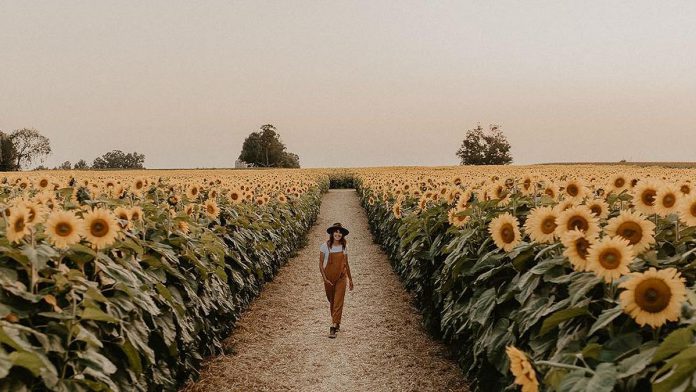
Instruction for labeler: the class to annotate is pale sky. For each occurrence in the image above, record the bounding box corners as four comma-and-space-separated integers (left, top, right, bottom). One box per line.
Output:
1, 1, 695, 169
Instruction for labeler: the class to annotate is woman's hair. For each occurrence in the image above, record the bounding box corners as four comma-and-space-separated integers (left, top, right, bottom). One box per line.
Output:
327, 230, 347, 249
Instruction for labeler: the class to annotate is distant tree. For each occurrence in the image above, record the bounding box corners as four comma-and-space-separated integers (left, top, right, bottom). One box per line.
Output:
0, 131, 19, 171
92, 150, 145, 169
9, 128, 52, 169
73, 159, 89, 170
58, 161, 72, 170
456, 124, 513, 165
34, 165, 48, 171
238, 124, 300, 168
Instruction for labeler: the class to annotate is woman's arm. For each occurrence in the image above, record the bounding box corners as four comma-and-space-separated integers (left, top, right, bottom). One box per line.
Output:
344, 254, 354, 290
319, 252, 332, 286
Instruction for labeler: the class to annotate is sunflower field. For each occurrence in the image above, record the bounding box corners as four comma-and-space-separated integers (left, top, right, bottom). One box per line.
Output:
0, 170, 326, 391
355, 165, 696, 392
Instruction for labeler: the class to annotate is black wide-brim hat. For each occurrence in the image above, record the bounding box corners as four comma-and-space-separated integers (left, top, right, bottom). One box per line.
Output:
327, 222, 349, 236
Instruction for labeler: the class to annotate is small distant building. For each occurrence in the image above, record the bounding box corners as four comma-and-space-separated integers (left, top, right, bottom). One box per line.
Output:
235, 159, 249, 168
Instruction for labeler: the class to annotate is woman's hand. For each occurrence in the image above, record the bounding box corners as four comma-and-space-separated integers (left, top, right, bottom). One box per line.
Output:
348, 279, 354, 291
324, 277, 333, 286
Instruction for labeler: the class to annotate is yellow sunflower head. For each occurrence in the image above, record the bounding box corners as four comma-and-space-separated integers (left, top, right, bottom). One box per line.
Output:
678, 194, 696, 227
523, 206, 557, 244
632, 180, 660, 215
554, 205, 600, 238
45, 210, 83, 249
448, 208, 470, 228
587, 236, 635, 283
83, 208, 120, 250
654, 184, 681, 217
586, 198, 609, 220
5, 206, 31, 244
506, 346, 539, 392
604, 210, 655, 255
561, 229, 595, 271
113, 207, 132, 230
619, 267, 686, 328
488, 212, 521, 252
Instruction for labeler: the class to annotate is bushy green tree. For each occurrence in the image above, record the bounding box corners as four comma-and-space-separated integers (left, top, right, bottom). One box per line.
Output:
456, 124, 512, 165
92, 150, 145, 169
238, 124, 300, 168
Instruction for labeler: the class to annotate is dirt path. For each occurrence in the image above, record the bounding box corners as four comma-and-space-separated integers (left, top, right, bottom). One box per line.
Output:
182, 189, 468, 392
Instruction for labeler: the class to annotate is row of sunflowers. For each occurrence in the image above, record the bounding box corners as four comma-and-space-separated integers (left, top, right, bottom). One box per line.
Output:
0, 169, 327, 391
355, 165, 696, 392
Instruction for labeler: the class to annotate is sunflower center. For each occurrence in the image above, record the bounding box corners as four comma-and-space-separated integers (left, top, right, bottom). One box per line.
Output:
615, 178, 626, 188
131, 212, 140, 220
541, 217, 557, 234
90, 219, 109, 237
575, 238, 590, 259
14, 218, 25, 232
500, 223, 515, 243
599, 248, 622, 269
662, 193, 676, 208
681, 185, 690, 195
39, 179, 48, 188
590, 205, 602, 217
56, 222, 73, 237
617, 221, 643, 245
641, 189, 656, 206
635, 278, 671, 313
567, 184, 579, 196
207, 205, 215, 214
567, 216, 589, 232
690, 203, 696, 217
545, 188, 555, 197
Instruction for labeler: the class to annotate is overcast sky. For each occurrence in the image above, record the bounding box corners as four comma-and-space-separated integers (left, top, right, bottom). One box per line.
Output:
1, 1, 695, 169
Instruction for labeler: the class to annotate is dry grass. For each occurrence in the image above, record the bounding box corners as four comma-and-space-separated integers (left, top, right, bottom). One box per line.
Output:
180, 189, 468, 392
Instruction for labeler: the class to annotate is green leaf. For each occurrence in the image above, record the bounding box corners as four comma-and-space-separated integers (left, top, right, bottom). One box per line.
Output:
80, 307, 120, 323
652, 326, 694, 364
588, 306, 622, 336
540, 306, 589, 336
617, 347, 656, 378
586, 363, 617, 392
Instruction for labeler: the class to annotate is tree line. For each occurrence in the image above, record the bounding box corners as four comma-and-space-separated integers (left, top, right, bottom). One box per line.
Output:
2, 123, 514, 171
0, 128, 146, 171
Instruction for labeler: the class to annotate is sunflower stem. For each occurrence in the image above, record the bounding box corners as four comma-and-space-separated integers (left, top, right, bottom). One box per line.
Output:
535, 360, 594, 375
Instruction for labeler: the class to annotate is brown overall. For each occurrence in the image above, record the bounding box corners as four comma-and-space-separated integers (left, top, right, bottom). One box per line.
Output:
323, 250, 348, 325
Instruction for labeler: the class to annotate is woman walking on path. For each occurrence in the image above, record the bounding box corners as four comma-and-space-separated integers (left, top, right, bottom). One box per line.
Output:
319, 223, 354, 338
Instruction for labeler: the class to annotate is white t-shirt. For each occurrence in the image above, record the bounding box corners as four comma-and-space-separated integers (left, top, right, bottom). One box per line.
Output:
320, 242, 348, 268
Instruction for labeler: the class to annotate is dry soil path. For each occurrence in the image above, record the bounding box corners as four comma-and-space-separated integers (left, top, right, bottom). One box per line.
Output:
182, 189, 468, 392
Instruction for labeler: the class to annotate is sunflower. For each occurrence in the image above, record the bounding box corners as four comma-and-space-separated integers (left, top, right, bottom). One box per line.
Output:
277, 193, 288, 204
489, 212, 521, 252
654, 183, 681, 217
520, 176, 535, 196
176, 219, 190, 234
562, 178, 588, 201
392, 203, 402, 219
5, 207, 31, 243
36, 177, 51, 190
186, 185, 201, 200
608, 174, 629, 194
18, 200, 46, 226
554, 205, 600, 238
129, 206, 144, 222
524, 206, 557, 244
619, 267, 686, 328
604, 210, 655, 254
541, 183, 559, 201
678, 194, 696, 227
586, 236, 635, 283
229, 188, 243, 204
204, 200, 220, 219
113, 207, 132, 230
83, 208, 120, 250
679, 181, 692, 196
44, 210, 83, 249
585, 198, 609, 220
448, 208, 470, 228
632, 180, 660, 215
506, 346, 539, 392
561, 230, 595, 271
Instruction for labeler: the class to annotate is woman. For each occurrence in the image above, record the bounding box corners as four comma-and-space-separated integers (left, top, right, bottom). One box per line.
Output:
319, 222, 354, 338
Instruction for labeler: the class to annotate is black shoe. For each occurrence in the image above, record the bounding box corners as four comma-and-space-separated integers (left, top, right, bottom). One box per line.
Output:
335, 324, 340, 332
329, 327, 337, 338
